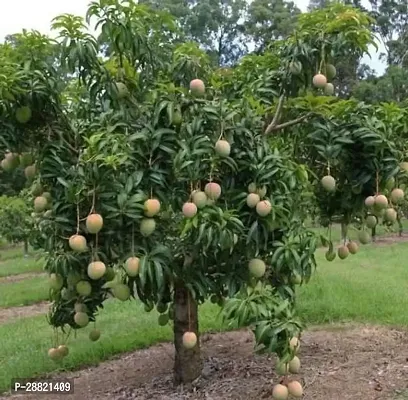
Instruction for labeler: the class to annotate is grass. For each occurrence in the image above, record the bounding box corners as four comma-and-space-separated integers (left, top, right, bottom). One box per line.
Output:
0, 300, 225, 393
0, 275, 49, 307
0, 254, 44, 277
1, 241, 408, 392
298, 241, 408, 326
0, 245, 31, 262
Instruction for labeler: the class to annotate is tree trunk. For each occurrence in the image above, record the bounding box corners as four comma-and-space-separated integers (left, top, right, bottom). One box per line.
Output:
173, 280, 202, 385
340, 222, 348, 243
371, 226, 376, 242
397, 214, 403, 237
23, 239, 29, 257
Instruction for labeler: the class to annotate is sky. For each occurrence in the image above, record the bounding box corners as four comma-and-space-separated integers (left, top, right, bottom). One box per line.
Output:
0, 0, 386, 75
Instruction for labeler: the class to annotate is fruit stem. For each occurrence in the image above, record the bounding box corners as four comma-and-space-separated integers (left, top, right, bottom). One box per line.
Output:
326, 161, 331, 175
209, 161, 215, 182
94, 234, 99, 260
76, 203, 80, 234
131, 223, 135, 255
218, 117, 225, 141
187, 290, 191, 332
90, 187, 96, 214
319, 40, 326, 73
376, 170, 379, 194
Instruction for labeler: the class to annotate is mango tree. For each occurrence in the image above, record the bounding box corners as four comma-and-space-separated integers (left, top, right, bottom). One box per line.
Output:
228, 4, 402, 259
301, 100, 400, 254
0, 1, 383, 397
0, 194, 33, 254
372, 103, 408, 238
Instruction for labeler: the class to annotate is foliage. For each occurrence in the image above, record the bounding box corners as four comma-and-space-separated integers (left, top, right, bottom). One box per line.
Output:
223, 282, 303, 358
0, 0, 403, 390
297, 100, 400, 226
0, 167, 25, 196
246, 0, 301, 52
364, 0, 408, 66
0, 0, 314, 367
139, 0, 248, 66
0, 195, 33, 244
353, 66, 408, 103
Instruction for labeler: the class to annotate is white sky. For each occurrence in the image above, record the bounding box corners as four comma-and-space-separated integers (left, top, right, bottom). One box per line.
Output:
0, 0, 385, 74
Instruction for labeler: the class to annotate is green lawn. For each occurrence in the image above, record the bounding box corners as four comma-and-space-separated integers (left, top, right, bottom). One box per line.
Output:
1, 241, 408, 393
0, 254, 44, 277
0, 276, 49, 307
0, 245, 31, 262
298, 242, 408, 325
0, 300, 225, 393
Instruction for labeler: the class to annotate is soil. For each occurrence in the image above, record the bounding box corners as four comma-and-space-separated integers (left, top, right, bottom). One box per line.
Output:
0, 302, 50, 325
1, 324, 408, 400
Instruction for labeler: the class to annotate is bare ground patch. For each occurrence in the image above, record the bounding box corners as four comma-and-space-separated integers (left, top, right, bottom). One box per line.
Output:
1, 324, 408, 400
0, 302, 50, 325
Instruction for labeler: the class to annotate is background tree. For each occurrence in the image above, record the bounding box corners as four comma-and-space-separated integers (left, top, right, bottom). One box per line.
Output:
364, 0, 408, 66
309, 0, 366, 11
0, 194, 33, 255
308, 0, 331, 10
245, 0, 301, 52
353, 65, 408, 103
139, 0, 248, 66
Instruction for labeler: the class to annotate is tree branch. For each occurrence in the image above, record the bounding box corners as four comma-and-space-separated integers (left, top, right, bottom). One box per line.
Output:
48, 124, 78, 155
266, 112, 313, 134
265, 94, 285, 134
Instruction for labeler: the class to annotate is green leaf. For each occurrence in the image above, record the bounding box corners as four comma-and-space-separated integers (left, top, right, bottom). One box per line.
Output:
57, 177, 70, 188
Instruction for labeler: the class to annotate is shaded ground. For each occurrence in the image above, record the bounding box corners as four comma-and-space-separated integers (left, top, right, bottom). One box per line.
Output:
2, 325, 408, 400
0, 302, 50, 325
